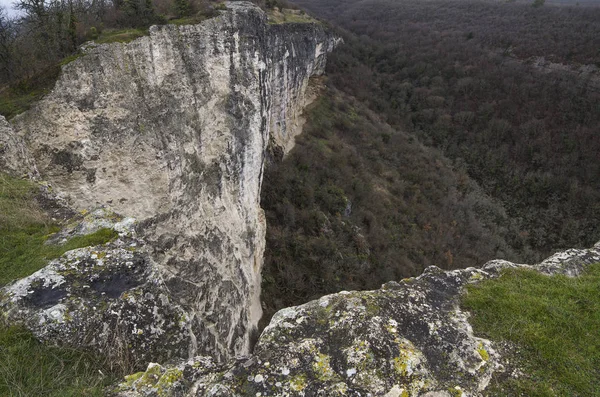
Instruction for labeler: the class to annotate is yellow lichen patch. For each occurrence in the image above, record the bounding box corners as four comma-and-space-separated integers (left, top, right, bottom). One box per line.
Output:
393, 356, 408, 376
345, 339, 375, 371
121, 364, 163, 391
448, 386, 465, 397
289, 374, 307, 392
382, 385, 410, 397
468, 272, 485, 282
312, 353, 336, 381
123, 371, 144, 385
385, 319, 398, 334
391, 339, 426, 379
328, 382, 349, 396
476, 342, 489, 361
156, 368, 183, 396
93, 251, 107, 259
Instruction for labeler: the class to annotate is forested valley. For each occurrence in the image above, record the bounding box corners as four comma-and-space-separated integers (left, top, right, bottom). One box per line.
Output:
260, 0, 600, 321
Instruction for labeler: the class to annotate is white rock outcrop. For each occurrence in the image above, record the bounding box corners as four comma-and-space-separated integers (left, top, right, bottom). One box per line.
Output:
0, 115, 37, 176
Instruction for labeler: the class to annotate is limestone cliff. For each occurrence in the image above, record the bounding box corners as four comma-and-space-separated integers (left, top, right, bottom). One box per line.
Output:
0, 115, 37, 177
2, 1, 338, 363
114, 242, 600, 397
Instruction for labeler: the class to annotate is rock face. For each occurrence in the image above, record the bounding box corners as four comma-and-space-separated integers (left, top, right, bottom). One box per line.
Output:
1, 208, 192, 368
0, 115, 37, 176
6, 1, 337, 362
114, 243, 600, 397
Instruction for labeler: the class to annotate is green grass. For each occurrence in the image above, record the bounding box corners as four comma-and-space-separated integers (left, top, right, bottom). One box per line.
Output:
0, 173, 121, 394
59, 53, 86, 66
462, 264, 600, 396
168, 15, 210, 26
94, 28, 149, 44
267, 8, 317, 24
0, 325, 115, 396
0, 172, 118, 286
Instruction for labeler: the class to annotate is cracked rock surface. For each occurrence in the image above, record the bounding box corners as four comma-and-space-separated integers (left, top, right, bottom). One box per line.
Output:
0, 115, 37, 177
0, 208, 191, 368
114, 242, 600, 396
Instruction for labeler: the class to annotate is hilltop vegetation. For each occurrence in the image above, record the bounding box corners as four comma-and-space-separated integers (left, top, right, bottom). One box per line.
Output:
0, 0, 296, 119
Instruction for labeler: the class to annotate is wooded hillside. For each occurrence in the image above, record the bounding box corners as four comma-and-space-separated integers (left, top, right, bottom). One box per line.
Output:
260, 0, 600, 320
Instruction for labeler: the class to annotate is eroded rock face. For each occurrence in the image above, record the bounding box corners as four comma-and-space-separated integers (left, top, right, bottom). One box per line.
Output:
114, 242, 600, 397
8, 2, 337, 361
0, 208, 192, 368
0, 115, 37, 177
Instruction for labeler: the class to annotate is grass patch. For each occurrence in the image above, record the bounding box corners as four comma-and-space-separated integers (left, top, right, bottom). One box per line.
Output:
462, 264, 600, 396
59, 52, 86, 66
168, 15, 210, 26
0, 325, 116, 396
267, 8, 317, 24
0, 173, 118, 286
94, 28, 149, 44
0, 173, 120, 394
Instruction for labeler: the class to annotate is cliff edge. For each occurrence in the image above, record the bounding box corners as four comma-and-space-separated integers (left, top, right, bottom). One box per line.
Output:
114, 242, 600, 396
1, 1, 338, 365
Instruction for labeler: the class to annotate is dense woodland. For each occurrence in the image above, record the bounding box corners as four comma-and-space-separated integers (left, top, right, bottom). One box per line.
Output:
261, 0, 600, 320
260, 88, 529, 322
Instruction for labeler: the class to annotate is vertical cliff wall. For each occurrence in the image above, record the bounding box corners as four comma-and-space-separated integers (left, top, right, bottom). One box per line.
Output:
7, 2, 337, 361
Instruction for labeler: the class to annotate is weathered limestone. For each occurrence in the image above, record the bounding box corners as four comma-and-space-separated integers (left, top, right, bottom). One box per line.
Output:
0, 208, 192, 368
0, 115, 37, 177
113, 242, 600, 397
5, 1, 337, 362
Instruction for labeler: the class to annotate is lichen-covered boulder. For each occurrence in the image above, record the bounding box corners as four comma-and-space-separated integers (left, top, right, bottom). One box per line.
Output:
114, 242, 600, 396
0, 208, 192, 370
